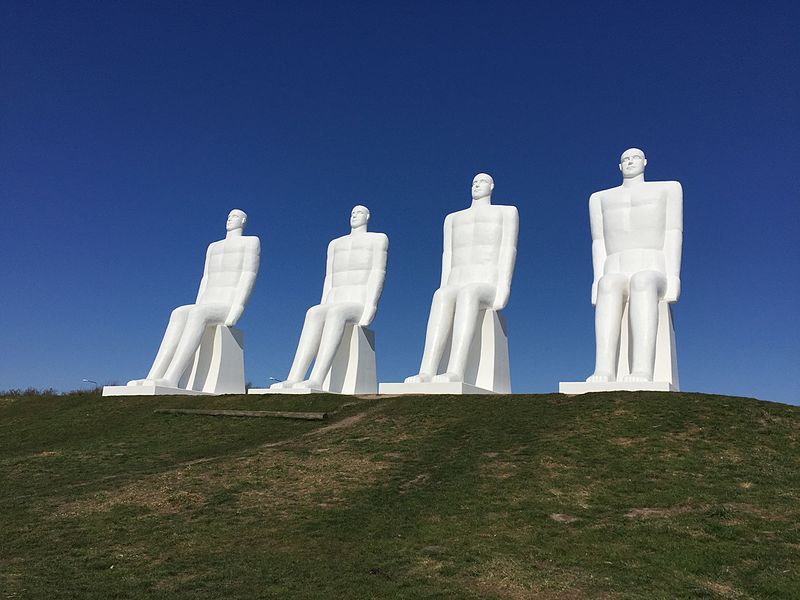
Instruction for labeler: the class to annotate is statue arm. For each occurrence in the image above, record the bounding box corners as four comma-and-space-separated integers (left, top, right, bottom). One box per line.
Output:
440, 214, 453, 289
195, 245, 213, 303
359, 234, 389, 327
320, 240, 336, 304
589, 193, 606, 306
493, 206, 519, 310
224, 238, 261, 326
663, 182, 683, 303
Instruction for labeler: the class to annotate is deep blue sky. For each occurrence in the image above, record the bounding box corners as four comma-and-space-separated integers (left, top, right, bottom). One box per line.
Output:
1, 1, 798, 404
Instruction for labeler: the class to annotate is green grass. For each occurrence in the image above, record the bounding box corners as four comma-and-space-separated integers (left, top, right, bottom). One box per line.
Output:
1, 391, 798, 599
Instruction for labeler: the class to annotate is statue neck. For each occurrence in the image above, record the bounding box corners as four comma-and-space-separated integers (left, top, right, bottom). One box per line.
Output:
622, 173, 646, 188
351, 224, 368, 235
470, 196, 491, 208
226, 229, 243, 239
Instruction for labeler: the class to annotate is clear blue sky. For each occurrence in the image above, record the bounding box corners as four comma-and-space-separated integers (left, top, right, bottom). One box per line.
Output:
1, 1, 798, 404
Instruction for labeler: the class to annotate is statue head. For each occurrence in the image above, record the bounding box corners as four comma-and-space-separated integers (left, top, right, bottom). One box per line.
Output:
472, 173, 494, 201
619, 148, 647, 179
226, 209, 248, 232
350, 205, 370, 229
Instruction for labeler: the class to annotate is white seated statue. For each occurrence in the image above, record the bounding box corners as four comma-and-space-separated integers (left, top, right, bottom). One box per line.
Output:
381, 173, 518, 395
107, 209, 260, 395
560, 148, 682, 394
266, 205, 388, 393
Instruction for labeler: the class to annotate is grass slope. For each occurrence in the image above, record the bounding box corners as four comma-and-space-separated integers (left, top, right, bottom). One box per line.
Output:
1, 391, 798, 599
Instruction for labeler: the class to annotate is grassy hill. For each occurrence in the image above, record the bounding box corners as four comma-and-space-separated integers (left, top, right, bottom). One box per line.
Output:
1, 390, 798, 599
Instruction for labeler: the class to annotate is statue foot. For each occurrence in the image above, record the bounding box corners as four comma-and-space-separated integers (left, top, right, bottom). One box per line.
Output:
404, 373, 432, 384
127, 379, 145, 386
586, 373, 612, 383
269, 381, 294, 390
623, 372, 652, 383
293, 379, 322, 390
432, 372, 463, 383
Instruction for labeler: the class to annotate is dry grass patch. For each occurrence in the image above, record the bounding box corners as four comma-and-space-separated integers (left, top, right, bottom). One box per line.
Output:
56, 469, 206, 516
235, 446, 389, 513
695, 578, 750, 599
468, 557, 606, 600
481, 459, 518, 480
549, 513, 579, 523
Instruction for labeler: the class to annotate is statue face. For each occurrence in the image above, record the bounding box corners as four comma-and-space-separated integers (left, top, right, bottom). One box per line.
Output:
471, 173, 494, 200
226, 210, 246, 231
619, 149, 647, 178
350, 205, 369, 229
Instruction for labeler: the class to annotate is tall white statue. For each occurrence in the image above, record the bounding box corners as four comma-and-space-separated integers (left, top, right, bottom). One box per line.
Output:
270, 205, 388, 391
403, 173, 518, 387
127, 209, 260, 389
560, 148, 682, 393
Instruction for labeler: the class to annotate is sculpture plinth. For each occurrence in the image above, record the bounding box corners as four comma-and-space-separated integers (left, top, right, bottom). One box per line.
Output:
104, 325, 245, 396
560, 302, 678, 394
251, 324, 377, 395
381, 310, 510, 395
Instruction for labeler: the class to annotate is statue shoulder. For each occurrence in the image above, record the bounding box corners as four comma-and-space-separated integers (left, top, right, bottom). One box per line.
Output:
242, 235, 260, 248
499, 204, 518, 219
666, 180, 683, 194
367, 231, 389, 247
328, 235, 347, 249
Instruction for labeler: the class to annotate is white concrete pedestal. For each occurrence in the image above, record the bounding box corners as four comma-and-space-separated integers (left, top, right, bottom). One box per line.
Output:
250, 324, 377, 395
103, 325, 246, 396
379, 310, 510, 396
379, 381, 497, 395
559, 302, 679, 395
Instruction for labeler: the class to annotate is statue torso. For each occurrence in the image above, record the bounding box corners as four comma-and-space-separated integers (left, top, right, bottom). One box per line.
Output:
598, 182, 672, 275
446, 204, 509, 286
199, 236, 259, 305
327, 232, 386, 304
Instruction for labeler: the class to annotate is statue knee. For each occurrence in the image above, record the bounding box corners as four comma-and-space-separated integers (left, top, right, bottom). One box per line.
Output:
597, 275, 624, 296
432, 287, 456, 305
170, 305, 193, 320
305, 305, 325, 321
456, 287, 481, 307
630, 272, 659, 294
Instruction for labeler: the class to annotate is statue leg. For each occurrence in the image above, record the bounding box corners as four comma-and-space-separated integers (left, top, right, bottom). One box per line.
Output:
405, 286, 458, 383
274, 305, 330, 387
588, 274, 628, 382
625, 270, 666, 382
433, 283, 495, 382
130, 305, 192, 385
297, 303, 362, 389
159, 304, 228, 387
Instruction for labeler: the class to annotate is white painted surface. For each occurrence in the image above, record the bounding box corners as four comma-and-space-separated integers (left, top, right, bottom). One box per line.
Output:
379, 382, 498, 395
269, 206, 387, 393
401, 173, 518, 392
559, 381, 675, 394
102, 385, 212, 396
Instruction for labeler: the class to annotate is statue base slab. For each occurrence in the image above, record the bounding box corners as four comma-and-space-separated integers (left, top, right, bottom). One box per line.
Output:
248, 387, 327, 395
378, 382, 498, 395
102, 385, 213, 397
559, 381, 677, 395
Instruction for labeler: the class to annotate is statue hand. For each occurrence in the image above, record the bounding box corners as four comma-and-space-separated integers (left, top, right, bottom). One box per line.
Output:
224, 304, 244, 327
492, 287, 510, 311
664, 277, 680, 303
591, 281, 598, 306
358, 306, 376, 327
